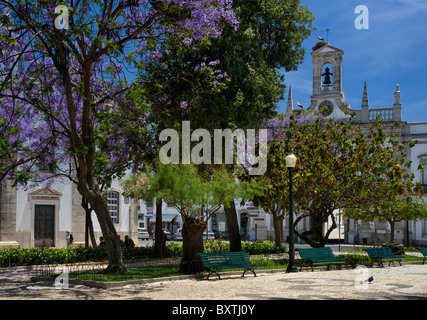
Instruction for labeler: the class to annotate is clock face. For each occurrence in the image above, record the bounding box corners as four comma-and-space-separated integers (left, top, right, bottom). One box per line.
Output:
319, 101, 334, 116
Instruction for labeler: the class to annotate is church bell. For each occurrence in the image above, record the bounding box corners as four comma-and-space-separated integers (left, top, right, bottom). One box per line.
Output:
322, 67, 333, 86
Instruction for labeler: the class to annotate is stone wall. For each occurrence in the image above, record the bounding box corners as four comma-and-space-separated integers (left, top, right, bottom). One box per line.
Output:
0, 181, 16, 242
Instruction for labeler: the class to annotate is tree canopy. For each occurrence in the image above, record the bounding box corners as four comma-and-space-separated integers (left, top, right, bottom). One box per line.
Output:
0, 0, 237, 272
239, 112, 424, 247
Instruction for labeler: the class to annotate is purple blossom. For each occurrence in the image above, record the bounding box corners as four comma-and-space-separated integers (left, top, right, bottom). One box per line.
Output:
180, 101, 189, 109
0, 0, 237, 187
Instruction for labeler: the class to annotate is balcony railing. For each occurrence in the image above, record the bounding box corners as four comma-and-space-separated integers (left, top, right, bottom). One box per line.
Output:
369, 108, 394, 122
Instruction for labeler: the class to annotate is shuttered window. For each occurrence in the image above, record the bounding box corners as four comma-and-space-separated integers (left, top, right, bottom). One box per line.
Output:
107, 191, 119, 223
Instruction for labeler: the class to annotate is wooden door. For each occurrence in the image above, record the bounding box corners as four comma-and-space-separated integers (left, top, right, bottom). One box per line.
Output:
34, 205, 55, 247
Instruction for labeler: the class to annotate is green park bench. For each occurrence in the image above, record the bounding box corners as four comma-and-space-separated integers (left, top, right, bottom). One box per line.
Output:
198, 252, 264, 280
365, 247, 405, 267
295, 247, 345, 271
417, 248, 427, 264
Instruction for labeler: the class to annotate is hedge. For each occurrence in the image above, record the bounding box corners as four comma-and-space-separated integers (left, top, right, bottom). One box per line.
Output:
0, 240, 286, 267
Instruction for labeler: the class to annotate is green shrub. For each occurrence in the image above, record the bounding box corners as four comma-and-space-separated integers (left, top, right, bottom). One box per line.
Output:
337, 254, 372, 267
0, 240, 287, 267
165, 242, 183, 257
242, 240, 286, 255
204, 239, 230, 253
165, 240, 285, 256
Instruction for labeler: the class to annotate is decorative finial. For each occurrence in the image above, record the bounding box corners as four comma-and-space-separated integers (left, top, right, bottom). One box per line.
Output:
394, 84, 401, 103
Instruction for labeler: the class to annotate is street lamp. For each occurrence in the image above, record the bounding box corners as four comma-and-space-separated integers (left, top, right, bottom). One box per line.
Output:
285, 152, 298, 273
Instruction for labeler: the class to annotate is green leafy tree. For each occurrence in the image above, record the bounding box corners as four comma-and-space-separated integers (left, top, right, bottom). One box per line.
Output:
140, 0, 315, 251
123, 164, 262, 271
343, 157, 426, 243
238, 137, 290, 248
344, 196, 427, 243
240, 112, 424, 247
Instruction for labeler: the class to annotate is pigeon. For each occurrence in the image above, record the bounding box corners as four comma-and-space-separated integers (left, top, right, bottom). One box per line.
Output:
317, 35, 325, 41
297, 101, 304, 109
366, 276, 374, 283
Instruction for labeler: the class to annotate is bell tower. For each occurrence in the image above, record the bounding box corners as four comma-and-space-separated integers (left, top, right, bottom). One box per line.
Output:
309, 41, 351, 118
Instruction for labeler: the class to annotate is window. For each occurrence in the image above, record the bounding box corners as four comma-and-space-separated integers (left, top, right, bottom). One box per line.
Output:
107, 191, 119, 223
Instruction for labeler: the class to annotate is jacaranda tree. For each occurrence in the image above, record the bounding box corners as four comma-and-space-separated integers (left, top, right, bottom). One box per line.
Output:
0, 0, 237, 273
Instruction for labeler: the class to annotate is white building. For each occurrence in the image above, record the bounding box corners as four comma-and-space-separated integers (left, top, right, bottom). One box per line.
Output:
285, 40, 427, 246
0, 177, 138, 248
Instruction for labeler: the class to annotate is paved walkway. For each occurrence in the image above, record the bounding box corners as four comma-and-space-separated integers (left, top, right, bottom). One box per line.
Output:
0, 263, 426, 300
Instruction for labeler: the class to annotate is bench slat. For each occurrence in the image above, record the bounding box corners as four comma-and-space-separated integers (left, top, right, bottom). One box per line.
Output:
198, 252, 264, 279
365, 247, 404, 267
417, 248, 427, 264
296, 247, 345, 271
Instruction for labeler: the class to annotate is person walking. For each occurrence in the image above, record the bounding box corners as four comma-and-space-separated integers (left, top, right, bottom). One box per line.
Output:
66, 230, 74, 247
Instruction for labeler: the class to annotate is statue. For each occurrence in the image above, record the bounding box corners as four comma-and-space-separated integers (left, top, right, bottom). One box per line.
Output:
322, 67, 333, 86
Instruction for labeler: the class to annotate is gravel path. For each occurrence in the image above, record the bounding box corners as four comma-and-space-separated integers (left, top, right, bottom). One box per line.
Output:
0, 263, 426, 300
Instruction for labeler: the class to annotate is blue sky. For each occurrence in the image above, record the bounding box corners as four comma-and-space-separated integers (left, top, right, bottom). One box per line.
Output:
277, 0, 427, 123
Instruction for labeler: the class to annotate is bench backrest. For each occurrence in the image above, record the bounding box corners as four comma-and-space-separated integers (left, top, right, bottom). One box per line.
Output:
296, 247, 336, 260
366, 247, 395, 258
198, 252, 251, 267
418, 247, 427, 255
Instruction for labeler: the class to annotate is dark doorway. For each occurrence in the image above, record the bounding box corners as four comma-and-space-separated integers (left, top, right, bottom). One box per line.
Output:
34, 205, 55, 247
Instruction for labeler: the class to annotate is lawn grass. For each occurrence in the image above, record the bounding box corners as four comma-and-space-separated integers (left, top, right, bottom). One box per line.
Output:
50, 252, 424, 283
68, 264, 182, 282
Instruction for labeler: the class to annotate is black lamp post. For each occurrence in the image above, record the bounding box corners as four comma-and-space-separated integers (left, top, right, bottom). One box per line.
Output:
285, 152, 298, 273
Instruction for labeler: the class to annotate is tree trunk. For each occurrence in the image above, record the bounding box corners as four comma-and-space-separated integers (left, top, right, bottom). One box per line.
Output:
81, 197, 97, 247
87, 214, 97, 247
273, 214, 283, 248
180, 215, 206, 273
154, 198, 167, 257
224, 200, 242, 252
294, 211, 334, 248
389, 220, 395, 243
78, 186, 126, 273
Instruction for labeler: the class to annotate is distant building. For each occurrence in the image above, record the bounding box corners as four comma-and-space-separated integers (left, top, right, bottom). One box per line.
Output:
0, 178, 137, 248
284, 41, 427, 246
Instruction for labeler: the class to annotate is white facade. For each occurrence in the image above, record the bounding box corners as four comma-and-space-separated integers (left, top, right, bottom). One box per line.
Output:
0, 177, 137, 248
407, 122, 427, 246
90, 179, 138, 244
15, 181, 74, 248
